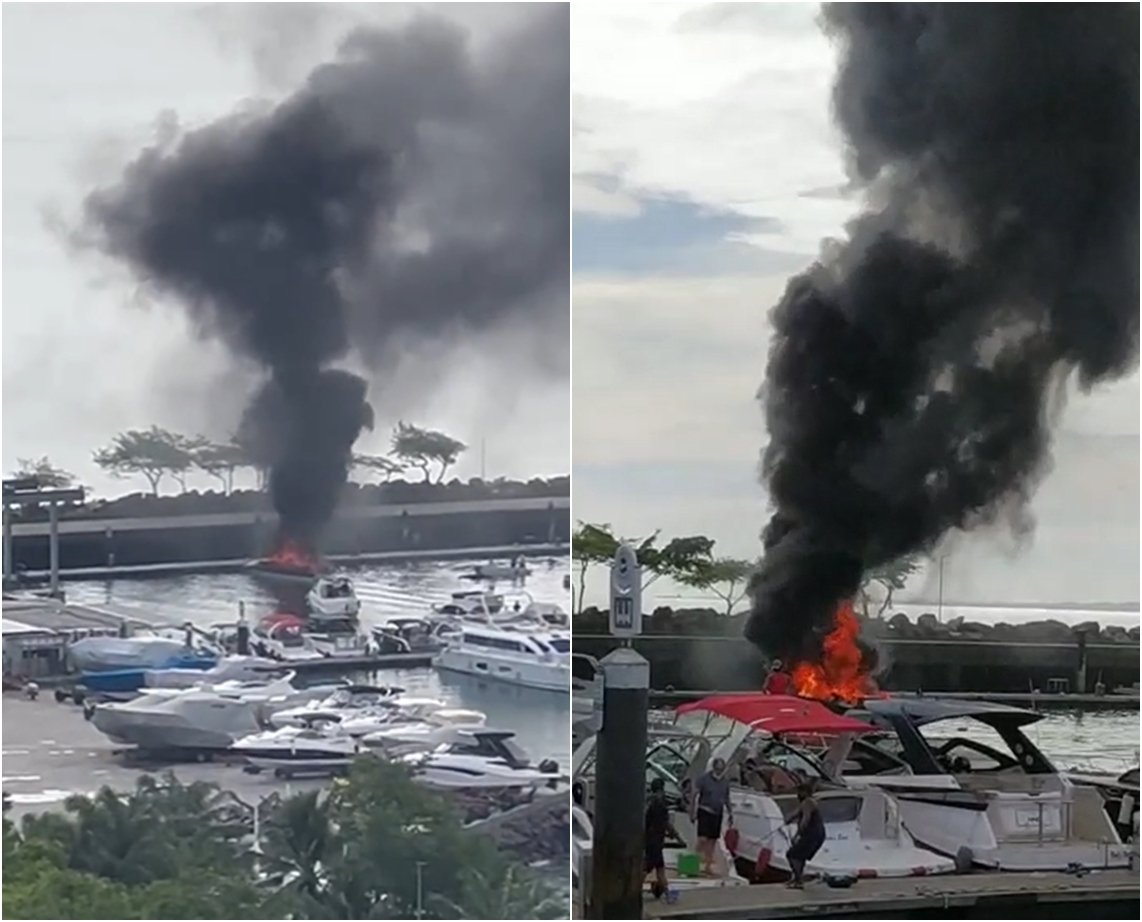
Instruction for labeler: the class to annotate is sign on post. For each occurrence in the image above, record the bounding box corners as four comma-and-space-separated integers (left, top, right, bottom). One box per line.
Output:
608, 542, 643, 638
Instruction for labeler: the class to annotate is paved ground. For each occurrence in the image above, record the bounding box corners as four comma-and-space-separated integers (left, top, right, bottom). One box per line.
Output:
1, 693, 324, 820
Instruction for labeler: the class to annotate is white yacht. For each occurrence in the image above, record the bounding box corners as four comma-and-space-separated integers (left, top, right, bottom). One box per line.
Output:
250, 615, 326, 662
306, 575, 361, 619
432, 589, 505, 619
839, 697, 1134, 871
90, 673, 337, 751
400, 729, 561, 790
467, 559, 531, 582
433, 624, 570, 692
303, 615, 374, 658
361, 707, 487, 755
231, 721, 363, 777
674, 695, 957, 881
92, 689, 264, 752
144, 655, 282, 689
268, 684, 405, 729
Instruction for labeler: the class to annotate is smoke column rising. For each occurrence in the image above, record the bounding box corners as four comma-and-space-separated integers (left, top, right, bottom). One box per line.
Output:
80, 9, 569, 546
746, 4, 1139, 664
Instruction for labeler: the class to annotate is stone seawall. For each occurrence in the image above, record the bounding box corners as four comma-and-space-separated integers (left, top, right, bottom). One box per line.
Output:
10, 495, 570, 572
573, 606, 1140, 694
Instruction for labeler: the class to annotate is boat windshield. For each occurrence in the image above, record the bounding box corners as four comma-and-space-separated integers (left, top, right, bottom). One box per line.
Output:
547, 638, 570, 653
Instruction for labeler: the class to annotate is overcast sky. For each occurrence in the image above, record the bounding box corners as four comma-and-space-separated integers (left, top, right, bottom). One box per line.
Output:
572, 2, 1140, 608
2, 2, 569, 497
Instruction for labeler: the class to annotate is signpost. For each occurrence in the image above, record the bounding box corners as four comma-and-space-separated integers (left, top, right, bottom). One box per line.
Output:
608, 542, 642, 640
589, 543, 649, 919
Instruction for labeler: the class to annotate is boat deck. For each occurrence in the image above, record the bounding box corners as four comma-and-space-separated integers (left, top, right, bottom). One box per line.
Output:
641, 867, 1140, 919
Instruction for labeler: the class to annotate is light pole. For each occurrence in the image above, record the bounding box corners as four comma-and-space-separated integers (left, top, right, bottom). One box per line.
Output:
415, 861, 426, 920
937, 555, 946, 623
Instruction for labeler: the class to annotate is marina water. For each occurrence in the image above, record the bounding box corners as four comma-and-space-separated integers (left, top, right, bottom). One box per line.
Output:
59, 556, 1138, 775
64, 556, 573, 768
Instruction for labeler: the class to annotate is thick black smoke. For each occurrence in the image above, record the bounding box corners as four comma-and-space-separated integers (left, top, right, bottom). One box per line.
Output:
747, 5, 1139, 664
81, 9, 568, 546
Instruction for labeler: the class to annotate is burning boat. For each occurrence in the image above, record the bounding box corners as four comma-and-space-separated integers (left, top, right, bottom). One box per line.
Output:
246, 538, 331, 586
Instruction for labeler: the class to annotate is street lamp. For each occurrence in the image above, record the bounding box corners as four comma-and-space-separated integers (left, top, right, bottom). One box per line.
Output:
415, 861, 427, 920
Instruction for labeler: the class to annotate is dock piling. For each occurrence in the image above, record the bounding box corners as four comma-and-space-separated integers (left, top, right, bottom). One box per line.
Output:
589, 646, 650, 920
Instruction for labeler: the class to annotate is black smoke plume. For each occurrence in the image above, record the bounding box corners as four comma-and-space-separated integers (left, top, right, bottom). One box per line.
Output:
747, 4, 1139, 664
80, 9, 568, 547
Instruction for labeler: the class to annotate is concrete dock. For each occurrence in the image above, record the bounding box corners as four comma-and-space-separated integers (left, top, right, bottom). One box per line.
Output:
641, 868, 1140, 919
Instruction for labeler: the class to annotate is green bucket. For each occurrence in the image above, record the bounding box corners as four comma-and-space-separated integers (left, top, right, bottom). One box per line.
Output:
676, 852, 701, 878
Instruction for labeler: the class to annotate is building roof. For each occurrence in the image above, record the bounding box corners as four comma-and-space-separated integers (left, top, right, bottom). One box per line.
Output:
1, 618, 55, 637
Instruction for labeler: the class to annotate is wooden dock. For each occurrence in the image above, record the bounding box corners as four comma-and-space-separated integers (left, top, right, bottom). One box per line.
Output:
642, 868, 1140, 919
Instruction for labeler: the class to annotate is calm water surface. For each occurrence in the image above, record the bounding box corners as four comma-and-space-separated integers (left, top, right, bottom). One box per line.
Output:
65, 557, 572, 767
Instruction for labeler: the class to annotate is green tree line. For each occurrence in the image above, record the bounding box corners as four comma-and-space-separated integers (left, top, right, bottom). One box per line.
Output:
8, 422, 468, 498
572, 522, 921, 618
3, 761, 563, 920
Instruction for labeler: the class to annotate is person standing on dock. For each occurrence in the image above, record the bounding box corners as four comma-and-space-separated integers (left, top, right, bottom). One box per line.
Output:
786, 781, 826, 889
644, 777, 676, 899
763, 658, 792, 695
691, 757, 733, 876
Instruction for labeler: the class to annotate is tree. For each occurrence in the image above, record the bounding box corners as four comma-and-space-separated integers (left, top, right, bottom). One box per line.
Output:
10, 457, 75, 489
92, 427, 194, 496
678, 557, 756, 616
352, 453, 406, 484
570, 522, 717, 616
432, 865, 567, 920
390, 422, 467, 484
860, 554, 923, 617
188, 439, 249, 494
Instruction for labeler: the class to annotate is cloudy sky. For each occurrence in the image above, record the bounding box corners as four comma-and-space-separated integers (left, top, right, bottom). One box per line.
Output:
572, 3, 1139, 607
2, 3, 569, 497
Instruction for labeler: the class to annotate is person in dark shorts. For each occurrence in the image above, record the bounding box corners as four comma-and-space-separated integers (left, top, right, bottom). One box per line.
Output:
644, 777, 676, 898
691, 757, 733, 876
787, 781, 826, 888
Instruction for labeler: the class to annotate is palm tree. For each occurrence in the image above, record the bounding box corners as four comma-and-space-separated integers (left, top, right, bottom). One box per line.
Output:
260, 791, 336, 906
432, 865, 566, 920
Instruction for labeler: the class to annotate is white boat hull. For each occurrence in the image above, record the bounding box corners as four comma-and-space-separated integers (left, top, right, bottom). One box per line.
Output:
434, 648, 569, 692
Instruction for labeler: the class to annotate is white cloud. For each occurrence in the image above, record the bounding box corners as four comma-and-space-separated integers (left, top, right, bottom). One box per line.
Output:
573, 2, 852, 254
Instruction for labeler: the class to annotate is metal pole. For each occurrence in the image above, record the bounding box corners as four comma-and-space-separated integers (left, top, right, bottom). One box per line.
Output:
48, 503, 60, 597
2, 505, 12, 585
937, 555, 945, 622
415, 861, 426, 920
480, 438, 487, 480
588, 647, 649, 920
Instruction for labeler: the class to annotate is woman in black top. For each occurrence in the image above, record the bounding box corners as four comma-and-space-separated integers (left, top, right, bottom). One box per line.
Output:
644, 777, 676, 898
786, 782, 826, 888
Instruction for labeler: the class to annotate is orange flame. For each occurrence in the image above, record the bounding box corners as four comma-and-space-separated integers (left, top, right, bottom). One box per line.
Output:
263, 538, 323, 575
791, 599, 878, 705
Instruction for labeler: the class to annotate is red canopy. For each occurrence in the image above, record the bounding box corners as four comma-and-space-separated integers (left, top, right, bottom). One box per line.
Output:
676, 694, 875, 735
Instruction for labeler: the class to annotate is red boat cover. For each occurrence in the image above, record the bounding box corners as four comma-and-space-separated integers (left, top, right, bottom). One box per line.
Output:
676, 694, 876, 735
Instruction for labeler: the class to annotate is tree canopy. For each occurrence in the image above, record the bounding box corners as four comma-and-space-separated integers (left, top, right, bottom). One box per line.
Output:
92, 427, 195, 496
390, 422, 467, 484
3, 763, 562, 920
677, 556, 757, 616
9, 457, 76, 489
570, 522, 716, 615
352, 453, 406, 484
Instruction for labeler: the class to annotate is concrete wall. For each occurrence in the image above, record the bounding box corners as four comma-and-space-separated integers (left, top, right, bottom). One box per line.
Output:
11, 496, 570, 571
